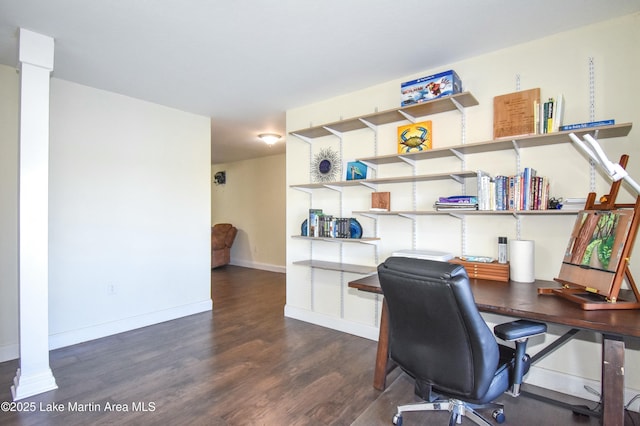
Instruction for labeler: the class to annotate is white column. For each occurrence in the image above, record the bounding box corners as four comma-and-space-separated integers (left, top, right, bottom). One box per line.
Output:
11, 28, 57, 400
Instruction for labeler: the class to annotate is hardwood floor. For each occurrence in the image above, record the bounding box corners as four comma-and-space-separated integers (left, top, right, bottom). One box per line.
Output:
1, 265, 638, 425
0, 266, 380, 425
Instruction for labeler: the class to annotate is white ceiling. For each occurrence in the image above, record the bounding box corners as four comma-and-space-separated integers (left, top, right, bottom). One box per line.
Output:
1, 1, 639, 164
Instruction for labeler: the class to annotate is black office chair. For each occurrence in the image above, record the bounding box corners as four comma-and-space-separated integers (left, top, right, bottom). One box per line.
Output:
378, 257, 546, 426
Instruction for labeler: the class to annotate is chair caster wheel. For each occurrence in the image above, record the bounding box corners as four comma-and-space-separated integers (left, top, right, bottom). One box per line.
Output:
492, 409, 505, 423
392, 413, 403, 425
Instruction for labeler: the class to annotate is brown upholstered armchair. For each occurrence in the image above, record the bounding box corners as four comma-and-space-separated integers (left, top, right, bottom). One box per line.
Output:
211, 223, 237, 268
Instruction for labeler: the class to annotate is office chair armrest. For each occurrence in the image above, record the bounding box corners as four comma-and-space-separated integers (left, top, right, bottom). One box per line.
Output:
494, 319, 547, 341
494, 319, 546, 396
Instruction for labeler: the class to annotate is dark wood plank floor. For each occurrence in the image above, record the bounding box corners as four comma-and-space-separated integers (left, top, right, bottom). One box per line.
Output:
0, 266, 380, 425
0, 265, 638, 425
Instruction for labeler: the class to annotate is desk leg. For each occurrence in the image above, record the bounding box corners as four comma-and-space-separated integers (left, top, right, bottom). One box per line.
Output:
374, 299, 393, 390
601, 334, 624, 426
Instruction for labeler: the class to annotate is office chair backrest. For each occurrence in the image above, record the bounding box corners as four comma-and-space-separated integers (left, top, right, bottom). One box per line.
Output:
378, 257, 500, 400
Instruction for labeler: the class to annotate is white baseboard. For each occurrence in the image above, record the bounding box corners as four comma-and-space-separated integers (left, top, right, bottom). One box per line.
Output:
284, 304, 640, 411
48, 299, 212, 350
0, 343, 19, 363
284, 304, 379, 341
230, 259, 286, 274
525, 366, 601, 402
526, 365, 640, 412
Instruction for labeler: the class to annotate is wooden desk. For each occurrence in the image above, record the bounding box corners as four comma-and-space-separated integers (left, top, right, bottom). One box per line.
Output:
349, 275, 640, 426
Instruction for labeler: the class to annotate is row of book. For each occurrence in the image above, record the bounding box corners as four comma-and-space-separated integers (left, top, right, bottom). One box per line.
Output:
476, 168, 551, 211
308, 209, 352, 238
535, 94, 564, 134
537, 93, 616, 132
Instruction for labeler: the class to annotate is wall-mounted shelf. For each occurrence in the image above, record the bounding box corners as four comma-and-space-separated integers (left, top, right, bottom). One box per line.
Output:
291, 235, 380, 243
355, 123, 632, 166
290, 171, 477, 191
289, 86, 631, 285
354, 209, 579, 218
290, 92, 479, 139
293, 260, 376, 275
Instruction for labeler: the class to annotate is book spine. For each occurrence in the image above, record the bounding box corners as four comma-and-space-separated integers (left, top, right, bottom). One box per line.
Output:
546, 98, 554, 133
508, 176, 515, 211
543, 102, 549, 134
553, 94, 564, 132
559, 119, 615, 131
533, 100, 539, 134
476, 170, 493, 211
309, 209, 322, 237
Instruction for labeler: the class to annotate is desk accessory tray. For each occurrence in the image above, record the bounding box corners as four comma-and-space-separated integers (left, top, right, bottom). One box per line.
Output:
449, 257, 510, 282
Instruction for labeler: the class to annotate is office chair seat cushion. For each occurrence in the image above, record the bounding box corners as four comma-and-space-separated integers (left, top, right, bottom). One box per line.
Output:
417, 344, 528, 405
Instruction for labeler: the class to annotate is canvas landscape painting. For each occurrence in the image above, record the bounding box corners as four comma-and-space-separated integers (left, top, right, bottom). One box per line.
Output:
558, 209, 635, 294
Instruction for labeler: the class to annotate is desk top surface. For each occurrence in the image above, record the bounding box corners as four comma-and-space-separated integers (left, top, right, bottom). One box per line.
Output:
349, 274, 640, 338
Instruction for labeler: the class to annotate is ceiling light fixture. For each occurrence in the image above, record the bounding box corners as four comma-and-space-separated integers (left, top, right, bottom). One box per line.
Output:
258, 133, 281, 146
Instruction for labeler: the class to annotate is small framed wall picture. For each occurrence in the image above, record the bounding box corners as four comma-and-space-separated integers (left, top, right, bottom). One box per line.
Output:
371, 192, 390, 211
344, 160, 368, 181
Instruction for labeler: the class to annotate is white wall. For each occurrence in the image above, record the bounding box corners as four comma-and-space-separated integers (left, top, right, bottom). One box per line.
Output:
285, 13, 640, 404
0, 71, 212, 359
211, 153, 286, 272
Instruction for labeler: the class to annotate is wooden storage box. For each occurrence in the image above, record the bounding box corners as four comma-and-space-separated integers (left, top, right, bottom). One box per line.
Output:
449, 258, 510, 282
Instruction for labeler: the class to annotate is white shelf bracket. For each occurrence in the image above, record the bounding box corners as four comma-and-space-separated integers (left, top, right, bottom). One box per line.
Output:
323, 184, 343, 193
511, 140, 521, 155
398, 110, 417, 124
291, 132, 313, 144
359, 181, 378, 191
398, 156, 416, 167
451, 97, 464, 113
359, 212, 381, 220
450, 148, 464, 161
449, 174, 464, 184
448, 213, 465, 220
511, 140, 522, 173
324, 127, 343, 138
292, 187, 314, 194
359, 118, 377, 131
398, 213, 417, 221
358, 160, 378, 171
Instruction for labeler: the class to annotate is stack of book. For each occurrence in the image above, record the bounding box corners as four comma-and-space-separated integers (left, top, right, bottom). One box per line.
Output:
536, 94, 564, 134
476, 168, 550, 211
561, 198, 587, 211
308, 209, 352, 238
434, 196, 478, 211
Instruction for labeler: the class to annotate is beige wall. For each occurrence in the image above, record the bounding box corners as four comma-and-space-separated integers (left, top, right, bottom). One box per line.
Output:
212, 153, 286, 272
0, 65, 20, 361
285, 13, 640, 402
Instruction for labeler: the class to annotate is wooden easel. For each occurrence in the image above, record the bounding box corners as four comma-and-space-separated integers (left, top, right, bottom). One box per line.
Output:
539, 155, 640, 310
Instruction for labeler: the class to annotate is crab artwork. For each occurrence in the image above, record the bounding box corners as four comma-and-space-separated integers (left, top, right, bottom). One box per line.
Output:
399, 127, 428, 152
397, 120, 432, 154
